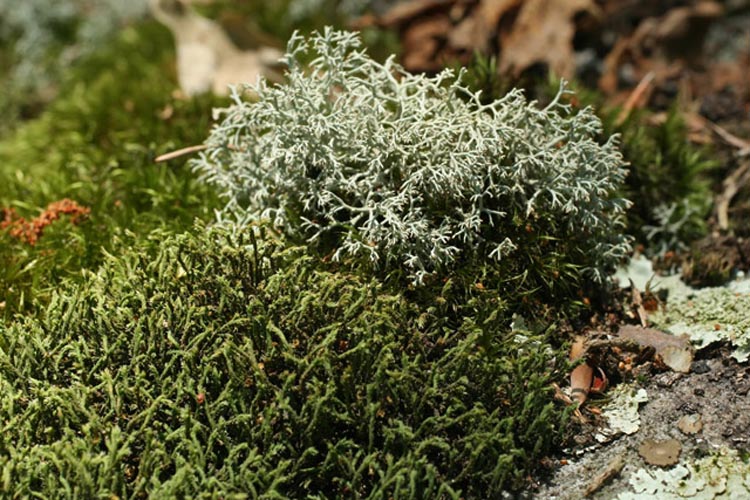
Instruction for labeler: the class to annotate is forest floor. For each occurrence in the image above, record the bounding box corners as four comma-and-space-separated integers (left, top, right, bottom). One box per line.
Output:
536, 330, 750, 498
2, 0, 750, 497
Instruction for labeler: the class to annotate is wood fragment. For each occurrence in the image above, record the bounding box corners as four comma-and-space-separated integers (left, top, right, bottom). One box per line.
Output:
701, 115, 750, 151
155, 144, 209, 163
629, 278, 649, 328
615, 71, 655, 125
715, 159, 750, 231
584, 454, 625, 497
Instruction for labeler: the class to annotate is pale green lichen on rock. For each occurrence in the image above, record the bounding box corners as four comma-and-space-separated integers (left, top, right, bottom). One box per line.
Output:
653, 286, 750, 362
193, 28, 631, 284
597, 384, 648, 440
617, 447, 750, 499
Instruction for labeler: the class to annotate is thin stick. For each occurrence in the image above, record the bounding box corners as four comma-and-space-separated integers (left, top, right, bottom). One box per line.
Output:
715, 159, 750, 231
615, 71, 655, 125
584, 454, 625, 497
705, 120, 750, 151
155, 144, 208, 163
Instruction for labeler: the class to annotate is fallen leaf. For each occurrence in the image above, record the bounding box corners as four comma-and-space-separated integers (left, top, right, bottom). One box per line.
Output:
498, 0, 601, 79
617, 324, 694, 373
402, 14, 455, 72
150, 0, 282, 96
599, 1, 723, 95
448, 0, 521, 54
377, 0, 454, 26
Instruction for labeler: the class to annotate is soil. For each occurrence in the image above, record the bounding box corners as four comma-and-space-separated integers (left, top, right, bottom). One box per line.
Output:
532, 345, 750, 499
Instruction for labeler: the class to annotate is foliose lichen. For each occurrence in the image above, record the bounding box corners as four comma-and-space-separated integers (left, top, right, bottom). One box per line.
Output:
596, 384, 649, 441
653, 286, 750, 362
192, 28, 631, 284
618, 447, 750, 499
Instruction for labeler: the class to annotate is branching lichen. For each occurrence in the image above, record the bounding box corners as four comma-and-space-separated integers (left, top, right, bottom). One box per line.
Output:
193, 28, 631, 284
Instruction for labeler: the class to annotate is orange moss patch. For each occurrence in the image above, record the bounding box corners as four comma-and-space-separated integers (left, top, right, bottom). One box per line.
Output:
1, 199, 91, 246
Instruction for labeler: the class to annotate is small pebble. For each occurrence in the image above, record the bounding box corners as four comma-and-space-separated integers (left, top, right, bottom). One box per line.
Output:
691, 359, 711, 374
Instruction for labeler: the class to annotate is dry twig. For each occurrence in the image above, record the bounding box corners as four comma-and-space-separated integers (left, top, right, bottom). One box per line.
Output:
584, 454, 625, 497
715, 159, 750, 231
615, 71, 655, 125
155, 144, 208, 163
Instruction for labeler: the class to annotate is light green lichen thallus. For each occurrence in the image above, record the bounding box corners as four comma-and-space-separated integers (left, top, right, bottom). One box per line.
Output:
652, 286, 750, 363
617, 447, 750, 499
596, 384, 648, 442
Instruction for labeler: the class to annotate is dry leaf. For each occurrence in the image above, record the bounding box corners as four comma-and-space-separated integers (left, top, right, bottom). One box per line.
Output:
401, 14, 455, 72
448, 0, 521, 54
149, 0, 282, 96
498, 0, 600, 78
617, 325, 694, 373
599, 1, 723, 95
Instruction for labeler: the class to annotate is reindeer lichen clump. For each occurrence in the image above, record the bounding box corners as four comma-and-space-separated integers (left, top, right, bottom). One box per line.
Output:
194, 28, 631, 284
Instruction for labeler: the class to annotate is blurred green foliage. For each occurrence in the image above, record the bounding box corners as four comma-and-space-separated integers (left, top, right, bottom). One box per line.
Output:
0, 21, 223, 318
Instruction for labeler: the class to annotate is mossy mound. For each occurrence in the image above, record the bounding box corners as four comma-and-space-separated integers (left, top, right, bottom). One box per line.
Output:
0, 224, 569, 497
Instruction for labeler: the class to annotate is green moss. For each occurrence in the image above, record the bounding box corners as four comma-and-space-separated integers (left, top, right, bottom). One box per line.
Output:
0, 21, 224, 317
612, 106, 715, 253
0, 224, 570, 497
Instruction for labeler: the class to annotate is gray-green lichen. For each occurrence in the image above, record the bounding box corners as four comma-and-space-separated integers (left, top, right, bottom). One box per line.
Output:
617, 447, 750, 499
193, 28, 631, 284
596, 384, 649, 442
653, 286, 750, 363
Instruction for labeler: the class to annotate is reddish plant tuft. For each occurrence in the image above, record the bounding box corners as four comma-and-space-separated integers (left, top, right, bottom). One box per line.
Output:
1, 199, 91, 246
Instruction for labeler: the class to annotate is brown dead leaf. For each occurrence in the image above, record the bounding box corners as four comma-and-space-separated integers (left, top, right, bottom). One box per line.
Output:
374, 0, 602, 77
402, 14, 455, 72
617, 325, 694, 373
498, 0, 601, 79
448, 0, 521, 54
377, 0, 455, 27
599, 1, 723, 95
150, 0, 282, 96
